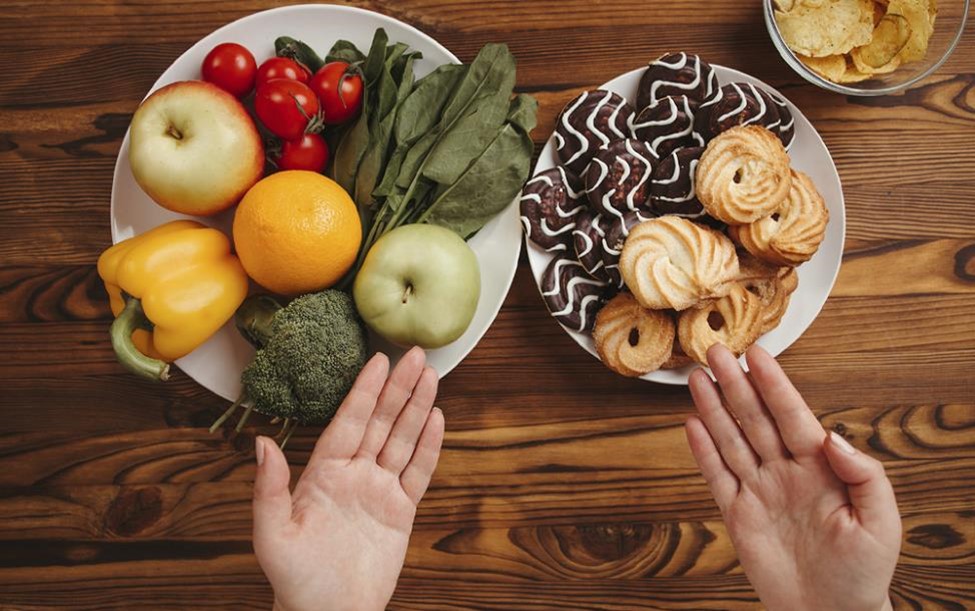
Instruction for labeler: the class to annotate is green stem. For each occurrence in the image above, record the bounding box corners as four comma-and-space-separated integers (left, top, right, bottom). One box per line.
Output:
280, 420, 298, 449
234, 402, 255, 433
210, 394, 245, 433
110, 298, 170, 382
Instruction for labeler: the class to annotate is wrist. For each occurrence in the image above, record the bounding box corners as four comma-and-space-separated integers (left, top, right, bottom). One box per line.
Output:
880, 598, 894, 611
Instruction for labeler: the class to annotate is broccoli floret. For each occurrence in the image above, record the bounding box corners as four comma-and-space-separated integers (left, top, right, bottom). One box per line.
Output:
239, 290, 368, 426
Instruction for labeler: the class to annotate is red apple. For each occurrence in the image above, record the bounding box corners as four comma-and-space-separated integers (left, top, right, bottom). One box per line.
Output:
128, 80, 264, 216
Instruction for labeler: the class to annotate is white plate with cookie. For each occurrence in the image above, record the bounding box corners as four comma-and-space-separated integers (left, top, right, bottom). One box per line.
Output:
523, 54, 845, 384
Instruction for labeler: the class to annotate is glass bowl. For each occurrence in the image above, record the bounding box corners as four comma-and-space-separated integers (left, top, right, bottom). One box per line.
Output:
764, 0, 969, 96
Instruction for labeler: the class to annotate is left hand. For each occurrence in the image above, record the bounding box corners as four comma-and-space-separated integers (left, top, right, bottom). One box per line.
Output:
252, 347, 444, 611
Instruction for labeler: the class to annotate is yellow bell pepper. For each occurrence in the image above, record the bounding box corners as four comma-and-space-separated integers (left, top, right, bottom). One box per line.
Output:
97, 220, 249, 381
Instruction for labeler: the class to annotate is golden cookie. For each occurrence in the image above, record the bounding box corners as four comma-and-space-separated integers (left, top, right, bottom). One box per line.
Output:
696, 126, 792, 224
678, 283, 763, 365
730, 169, 829, 266
593, 292, 675, 377
661, 326, 694, 370
620, 216, 739, 311
735, 253, 799, 334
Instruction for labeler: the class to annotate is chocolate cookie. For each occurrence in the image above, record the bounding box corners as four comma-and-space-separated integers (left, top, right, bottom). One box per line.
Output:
630, 95, 705, 157
696, 82, 780, 141
650, 146, 705, 218
585, 139, 657, 220
555, 90, 634, 174
637, 52, 720, 110
541, 255, 608, 333
601, 209, 656, 289
520, 167, 587, 252
762, 88, 796, 149
572, 211, 612, 282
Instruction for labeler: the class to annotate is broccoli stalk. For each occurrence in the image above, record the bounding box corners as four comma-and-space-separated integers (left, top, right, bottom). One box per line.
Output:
210, 290, 369, 446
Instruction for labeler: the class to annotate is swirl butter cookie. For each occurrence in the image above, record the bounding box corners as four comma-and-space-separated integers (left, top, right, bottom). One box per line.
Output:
593, 292, 675, 377
520, 167, 587, 252
555, 90, 634, 174
620, 216, 739, 311
585, 139, 657, 219
696, 126, 792, 225
678, 283, 764, 365
729, 169, 828, 266
541, 255, 608, 332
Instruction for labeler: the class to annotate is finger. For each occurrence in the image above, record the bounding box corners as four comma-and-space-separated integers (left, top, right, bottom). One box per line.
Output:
707, 345, 789, 462
684, 416, 739, 512
253, 436, 293, 544
745, 346, 826, 457
824, 432, 901, 533
400, 407, 445, 505
689, 368, 760, 478
377, 366, 439, 475
310, 353, 389, 463
356, 347, 426, 460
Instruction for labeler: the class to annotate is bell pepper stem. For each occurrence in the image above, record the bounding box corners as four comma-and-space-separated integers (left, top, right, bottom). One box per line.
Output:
235, 295, 283, 348
111, 298, 170, 382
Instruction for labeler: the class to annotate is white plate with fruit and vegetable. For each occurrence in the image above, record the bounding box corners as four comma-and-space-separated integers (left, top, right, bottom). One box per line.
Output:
106, 4, 535, 438
522, 52, 845, 384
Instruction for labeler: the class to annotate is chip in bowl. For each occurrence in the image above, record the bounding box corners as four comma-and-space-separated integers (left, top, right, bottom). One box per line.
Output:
887, 0, 935, 62
776, 0, 874, 57
775, 0, 937, 84
798, 53, 850, 81
850, 13, 911, 72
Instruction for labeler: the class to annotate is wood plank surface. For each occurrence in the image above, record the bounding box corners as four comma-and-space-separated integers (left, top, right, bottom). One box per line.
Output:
0, 0, 973, 609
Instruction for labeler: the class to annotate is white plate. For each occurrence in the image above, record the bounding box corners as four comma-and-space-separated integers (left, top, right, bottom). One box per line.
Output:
526, 66, 846, 384
110, 5, 522, 401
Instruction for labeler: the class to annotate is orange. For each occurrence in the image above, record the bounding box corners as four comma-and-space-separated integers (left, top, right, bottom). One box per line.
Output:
233, 171, 361, 296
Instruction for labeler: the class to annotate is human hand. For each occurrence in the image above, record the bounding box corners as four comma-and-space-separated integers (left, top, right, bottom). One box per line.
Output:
252, 347, 444, 611
685, 345, 901, 611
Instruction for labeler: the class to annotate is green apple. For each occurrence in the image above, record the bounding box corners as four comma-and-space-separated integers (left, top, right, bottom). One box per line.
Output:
354, 224, 480, 349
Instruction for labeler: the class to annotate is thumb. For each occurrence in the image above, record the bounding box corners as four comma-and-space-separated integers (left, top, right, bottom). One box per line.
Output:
253, 436, 293, 540
824, 431, 900, 532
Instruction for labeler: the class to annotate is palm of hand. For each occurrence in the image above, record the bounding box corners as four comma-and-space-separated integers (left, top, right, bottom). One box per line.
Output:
252, 350, 445, 611
686, 346, 900, 611
270, 459, 418, 611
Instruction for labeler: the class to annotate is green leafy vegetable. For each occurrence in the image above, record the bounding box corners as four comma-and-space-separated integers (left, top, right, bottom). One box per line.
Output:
326, 39, 366, 64
422, 95, 537, 237
274, 36, 324, 73
322, 36, 536, 286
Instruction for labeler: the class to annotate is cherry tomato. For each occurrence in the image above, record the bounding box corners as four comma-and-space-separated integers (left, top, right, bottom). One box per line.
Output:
201, 43, 257, 97
275, 133, 330, 172
309, 62, 364, 125
254, 79, 320, 141
255, 57, 311, 89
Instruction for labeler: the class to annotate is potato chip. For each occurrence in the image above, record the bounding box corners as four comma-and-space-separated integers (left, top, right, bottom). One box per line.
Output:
798, 53, 849, 82
776, 0, 874, 57
887, 0, 934, 62
774, 0, 796, 11
836, 63, 874, 83
873, 1, 887, 25
852, 13, 912, 70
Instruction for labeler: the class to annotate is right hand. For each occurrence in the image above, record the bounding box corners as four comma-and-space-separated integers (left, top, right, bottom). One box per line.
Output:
685, 345, 901, 611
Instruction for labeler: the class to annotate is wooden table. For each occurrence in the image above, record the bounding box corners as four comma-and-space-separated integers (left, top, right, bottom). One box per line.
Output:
1, 1, 973, 609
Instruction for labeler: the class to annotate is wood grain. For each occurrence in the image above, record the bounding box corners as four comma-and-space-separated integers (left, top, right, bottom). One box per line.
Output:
1, 0, 973, 609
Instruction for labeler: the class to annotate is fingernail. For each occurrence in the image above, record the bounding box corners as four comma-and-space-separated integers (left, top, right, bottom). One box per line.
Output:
830, 431, 857, 455
255, 436, 266, 466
